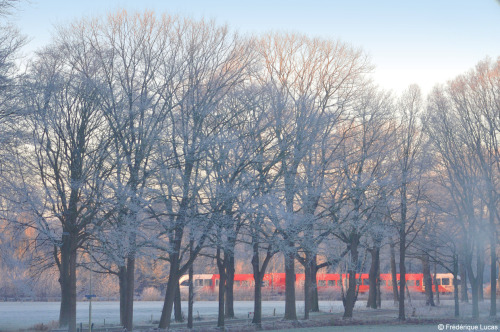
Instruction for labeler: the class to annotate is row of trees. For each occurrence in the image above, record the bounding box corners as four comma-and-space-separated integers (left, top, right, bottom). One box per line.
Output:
0, 8, 499, 331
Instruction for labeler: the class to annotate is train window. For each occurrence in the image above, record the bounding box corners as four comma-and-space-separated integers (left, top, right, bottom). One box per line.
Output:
442, 278, 450, 286
235, 281, 241, 286
204, 279, 212, 286
318, 280, 326, 287
180, 280, 189, 286
261, 280, 268, 287
328, 280, 335, 286
416, 280, 420, 287
215, 280, 219, 286
242, 281, 250, 287
195, 279, 203, 286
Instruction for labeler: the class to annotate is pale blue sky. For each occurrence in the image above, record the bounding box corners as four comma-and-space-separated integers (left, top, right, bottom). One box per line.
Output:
11, 0, 500, 95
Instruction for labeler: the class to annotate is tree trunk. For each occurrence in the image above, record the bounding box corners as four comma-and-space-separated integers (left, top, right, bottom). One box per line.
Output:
470, 278, 479, 319
311, 256, 320, 312
158, 260, 180, 329
124, 256, 135, 330
477, 246, 484, 302
251, 240, 273, 327
58, 239, 77, 332
390, 240, 399, 304
225, 254, 235, 318
174, 283, 183, 322
303, 255, 312, 319
421, 254, 434, 306
251, 245, 263, 327
466, 250, 480, 320
284, 252, 297, 320
376, 273, 381, 309
434, 264, 440, 305
252, 272, 263, 327
453, 256, 460, 317
490, 243, 497, 316
489, 196, 497, 317
118, 266, 127, 327
460, 258, 468, 302
398, 230, 406, 321
343, 236, 359, 318
367, 247, 379, 309
187, 263, 194, 329
217, 269, 226, 328
398, 175, 409, 322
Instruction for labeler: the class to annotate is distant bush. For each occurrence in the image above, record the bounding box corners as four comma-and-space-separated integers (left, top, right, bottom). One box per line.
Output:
31, 320, 58, 331
141, 287, 162, 301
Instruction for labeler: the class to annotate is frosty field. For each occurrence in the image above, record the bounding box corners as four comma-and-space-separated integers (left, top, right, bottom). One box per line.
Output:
0, 300, 338, 330
0, 299, 497, 331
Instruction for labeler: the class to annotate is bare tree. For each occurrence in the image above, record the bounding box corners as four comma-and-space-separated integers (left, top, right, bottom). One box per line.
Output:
4, 44, 111, 332
448, 58, 500, 317
426, 85, 485, 319
391, 85, 427, 321
328, 86, 395, 318
54, 12, 181, 329
257, 33, 371, 320
149, 19, 254, 329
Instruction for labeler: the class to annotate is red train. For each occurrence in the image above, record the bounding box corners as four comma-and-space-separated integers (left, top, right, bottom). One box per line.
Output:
179, 273, 456, 294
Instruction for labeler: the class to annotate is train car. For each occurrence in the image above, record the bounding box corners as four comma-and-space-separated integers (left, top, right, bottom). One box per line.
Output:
179, 274, 217, 292
422, 273, 457, 293
179, 272, 455, 294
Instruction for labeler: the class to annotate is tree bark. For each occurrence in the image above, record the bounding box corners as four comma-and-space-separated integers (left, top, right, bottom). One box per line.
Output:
460, 258, 468, 303
376, 273, 381, 309
490, 241, 497, 316
124, 256, 135, 330
390, 240, 399, 304
158, 259, 180, 329
433, 262, 440, 305
58, 236, 77, 332
118, 266, 127, 327
466, 251, 480, 320
187, 263, 194, 329
453, 256, 460, 317
225, 254, 235, 318
284, 252, 297, 320
217, 268, 226, 328
421, 254, 434, 306
251, 248, 263, 327
174, 283, 183, 322
367, 247, 380, 309
477, 245, 484, 302
311, 256, 319, 312
470, 278, 479, 319
399, 229, 406, 321
489, 198, 497, 316
303, 254, 312, 319
343, 235, 359, 318
251, 240, 273, 327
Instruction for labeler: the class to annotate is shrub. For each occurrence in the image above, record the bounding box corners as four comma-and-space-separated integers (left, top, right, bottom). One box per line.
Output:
141, 287, 162, 301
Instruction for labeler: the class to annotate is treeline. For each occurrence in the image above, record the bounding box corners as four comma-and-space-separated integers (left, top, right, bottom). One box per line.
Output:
0, 8, 499, 332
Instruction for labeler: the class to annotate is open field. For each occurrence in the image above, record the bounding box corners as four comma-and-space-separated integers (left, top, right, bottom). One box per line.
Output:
0, 299, 498, 331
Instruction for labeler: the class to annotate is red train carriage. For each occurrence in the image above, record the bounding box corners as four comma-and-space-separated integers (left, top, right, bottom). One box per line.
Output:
179, 272, 456, 294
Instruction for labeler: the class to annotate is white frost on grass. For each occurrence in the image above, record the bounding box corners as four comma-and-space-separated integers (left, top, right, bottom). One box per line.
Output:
0, 298, 495, 330
0, 300, 336, 329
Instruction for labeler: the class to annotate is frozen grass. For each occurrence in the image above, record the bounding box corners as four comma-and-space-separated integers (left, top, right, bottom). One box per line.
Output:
0, 298, 498, 331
